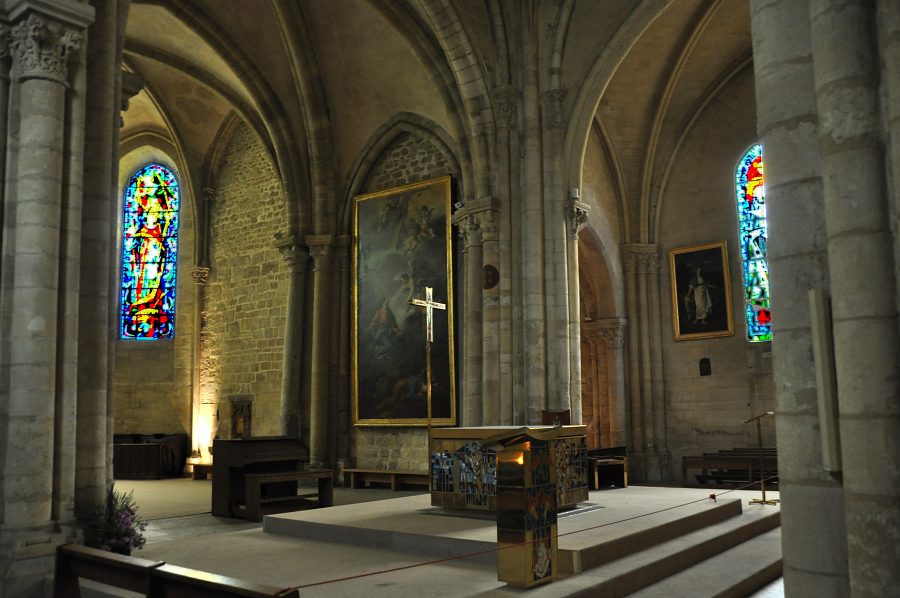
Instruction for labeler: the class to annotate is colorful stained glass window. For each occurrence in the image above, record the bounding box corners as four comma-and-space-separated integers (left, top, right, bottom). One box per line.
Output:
120, 164, 180, 340
735, 145, 771, 342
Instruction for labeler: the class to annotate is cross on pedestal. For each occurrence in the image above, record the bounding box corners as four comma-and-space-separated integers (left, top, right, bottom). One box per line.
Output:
409, 286, 446, 491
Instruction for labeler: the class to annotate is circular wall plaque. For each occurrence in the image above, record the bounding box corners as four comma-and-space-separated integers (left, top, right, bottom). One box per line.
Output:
483, 264, 499, 289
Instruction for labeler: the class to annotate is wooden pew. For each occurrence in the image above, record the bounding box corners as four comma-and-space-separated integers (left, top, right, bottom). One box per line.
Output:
148, 563, 299, 597
54, 543, 164, 597
342, 468, 430, 490
682, 453, 778, 487
242, 469, 334, 522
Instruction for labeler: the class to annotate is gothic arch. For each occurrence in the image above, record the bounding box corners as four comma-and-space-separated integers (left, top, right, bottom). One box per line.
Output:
340, 113, 463, 233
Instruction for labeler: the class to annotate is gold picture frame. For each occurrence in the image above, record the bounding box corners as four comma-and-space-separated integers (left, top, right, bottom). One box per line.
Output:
352, 176, 456, 426
669, 241, 734, 341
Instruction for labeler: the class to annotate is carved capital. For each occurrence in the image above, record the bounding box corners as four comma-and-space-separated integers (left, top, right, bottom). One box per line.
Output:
306, 235, 333, 271
191, 266, 211, 286
583, 316, 627, 350
10, 14, 81, 84
622, 243, 659, 275
278, 244, 310, 272
472, 207, 499, 241
566, 199, 589, 239
457, 212, 482, 248
542, 87, 567, 131
201, 187, 216, 203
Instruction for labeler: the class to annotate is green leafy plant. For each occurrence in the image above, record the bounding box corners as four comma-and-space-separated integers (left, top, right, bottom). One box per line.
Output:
84, 485, 147, 555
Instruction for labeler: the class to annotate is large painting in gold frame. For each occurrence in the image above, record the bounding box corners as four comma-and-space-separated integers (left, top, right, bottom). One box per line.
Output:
353, 176, 456, 426
669, 241, 734, 341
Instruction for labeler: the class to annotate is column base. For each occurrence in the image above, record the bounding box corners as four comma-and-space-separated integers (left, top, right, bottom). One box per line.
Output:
626, 449, 672, 483
0, 522, 78, 598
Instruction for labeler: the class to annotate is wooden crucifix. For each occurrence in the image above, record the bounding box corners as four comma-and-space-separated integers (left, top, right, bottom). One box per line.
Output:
409, 286, 446, 488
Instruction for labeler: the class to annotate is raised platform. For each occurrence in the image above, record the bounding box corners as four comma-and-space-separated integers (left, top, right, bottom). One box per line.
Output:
263, 486, 782, 595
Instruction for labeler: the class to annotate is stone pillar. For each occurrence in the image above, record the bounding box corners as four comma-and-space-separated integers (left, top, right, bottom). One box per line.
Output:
76, 0, 127, 516
306, 235, 333, 467
331, 235, 351, 464
0, 27, 9, 207
621, 244, 664, 481
597, 318, 627, 448
472, 203, 500, 424
749, 0, 848, 594
809, 2, 900, 594
190, 266, 210, 459
494, 85, 518, 425
522, 29, 547, 420
275, 235, 309, 438
457, 211, 483, 426
566, 198, 589, 424
0, 6, 93, 595
542, 88, 571, 414
3, 9, 83, 530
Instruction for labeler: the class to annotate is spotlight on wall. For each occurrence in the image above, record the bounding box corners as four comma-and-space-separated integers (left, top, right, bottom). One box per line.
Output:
569, 187, 580, 200
453, 200, 464, 210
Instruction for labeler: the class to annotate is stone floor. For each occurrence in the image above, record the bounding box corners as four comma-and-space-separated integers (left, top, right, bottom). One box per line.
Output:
109, 478, 785, 597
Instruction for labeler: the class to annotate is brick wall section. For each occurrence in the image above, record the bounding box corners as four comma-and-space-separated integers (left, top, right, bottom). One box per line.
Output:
203, 121, 289, 439
352, 131, 455, 471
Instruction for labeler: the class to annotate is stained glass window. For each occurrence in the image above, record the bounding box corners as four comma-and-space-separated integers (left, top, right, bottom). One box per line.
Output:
735, 144, 771, 342
120, 164, 180, 340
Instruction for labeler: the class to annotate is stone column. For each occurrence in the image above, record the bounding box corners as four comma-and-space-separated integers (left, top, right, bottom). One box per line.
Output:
306, 235, 333, 467
809, 2, 900, 594
471, 203, 500, 424
3, 10, 83, 530
522, 29, 547, 420
76, 0, 126, 516
749, 0, 848, 594
0, 27, 9, 207
457, 211, 483, 426
566, 198, 589, 424
622, 245, 643, 474
597, 318, 627, 448
331, 235, 351, 464
494, 85, 517, 424
621, 244, 663, 481
542, 88, 571, 413
275, 235, 309, 438
190, 266, 210, 458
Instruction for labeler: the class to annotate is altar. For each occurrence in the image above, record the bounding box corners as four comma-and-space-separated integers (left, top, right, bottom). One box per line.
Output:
429, 426, 588, 512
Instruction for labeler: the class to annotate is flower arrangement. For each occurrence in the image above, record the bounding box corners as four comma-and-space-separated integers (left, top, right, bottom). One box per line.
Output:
84, 485, 147, 555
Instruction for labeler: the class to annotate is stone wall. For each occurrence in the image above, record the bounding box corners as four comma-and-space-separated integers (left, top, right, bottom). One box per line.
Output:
114, 160, 195, 437
203, 121, 289, 439
351, 130, 456, 470
657, 69, 776, 480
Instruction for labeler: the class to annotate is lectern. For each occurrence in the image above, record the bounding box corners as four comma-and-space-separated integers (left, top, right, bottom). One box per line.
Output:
494, 432, 558, 589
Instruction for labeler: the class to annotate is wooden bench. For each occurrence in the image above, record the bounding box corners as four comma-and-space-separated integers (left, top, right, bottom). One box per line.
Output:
342, 468, 429, 490
590, 457, 628, 490
682, 453, 778, 487
241, 469, 333, 522
54, 543, 164, 597
148, 563, 299, 597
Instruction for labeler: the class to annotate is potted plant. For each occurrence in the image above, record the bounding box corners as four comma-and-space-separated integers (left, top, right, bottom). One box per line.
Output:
84, 485, 147, 555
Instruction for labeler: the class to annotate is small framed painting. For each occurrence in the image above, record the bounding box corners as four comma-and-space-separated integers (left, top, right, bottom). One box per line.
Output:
669, 241, 734, 341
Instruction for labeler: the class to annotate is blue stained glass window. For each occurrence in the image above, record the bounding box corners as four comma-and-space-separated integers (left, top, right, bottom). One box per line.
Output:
735, 145, 771, 342
120, 164, 180, 340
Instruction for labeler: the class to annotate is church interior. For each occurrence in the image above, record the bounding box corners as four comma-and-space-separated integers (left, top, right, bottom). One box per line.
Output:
1, 0, 898, 596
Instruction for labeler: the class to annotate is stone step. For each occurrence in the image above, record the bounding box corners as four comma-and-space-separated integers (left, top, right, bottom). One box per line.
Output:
529, 504, 780, 597
559, 497, 743, 573
631, 527, 782, 598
